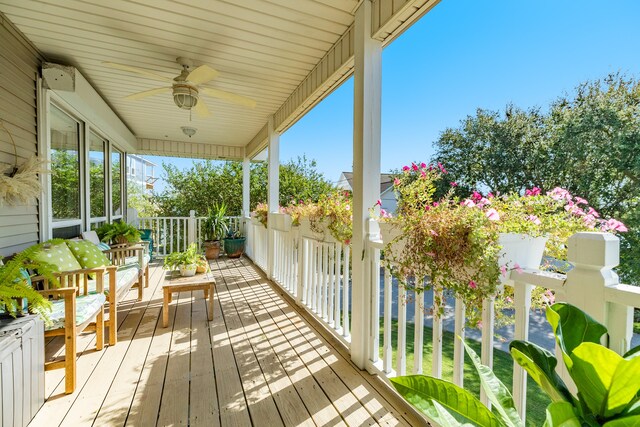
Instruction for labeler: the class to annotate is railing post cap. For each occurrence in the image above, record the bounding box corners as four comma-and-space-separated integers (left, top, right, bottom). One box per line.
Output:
567, 232, 619, 268
189, 210, 196, 217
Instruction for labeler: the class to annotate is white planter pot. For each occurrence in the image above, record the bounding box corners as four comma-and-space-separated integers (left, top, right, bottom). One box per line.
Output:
299, 217, 326, 241
378, 221, 406, 256
270, 213, 292, 232
179, 264, 197, 277
498, 233, 548, 273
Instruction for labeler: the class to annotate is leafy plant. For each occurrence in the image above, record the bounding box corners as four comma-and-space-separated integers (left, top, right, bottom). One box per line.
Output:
0, 240, 65, 322
96, 221, 141, 245
391, 341, 524, 427
253, 202, 268, 228
203, 202, 229, 241
510, 303, 640, 426
226, 228, 244, 239
163, 243, 201, 271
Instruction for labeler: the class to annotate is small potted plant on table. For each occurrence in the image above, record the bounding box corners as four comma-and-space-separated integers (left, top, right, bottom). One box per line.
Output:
164, 243, 202, 277
202, 203, 229, 260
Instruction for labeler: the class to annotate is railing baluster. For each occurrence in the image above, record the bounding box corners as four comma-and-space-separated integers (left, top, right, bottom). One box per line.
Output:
371, 247, 381, 364
414, 288, 424, 374
328, 243, 335, 326
383, 267, 393, 375
480, 296, 495, 407
432, 287, 443, 378
453, 297, 466, 387
343, 245, 350, 339
397, 285, 407, 376
513, 281, 533, 419
334, 244, 342, 332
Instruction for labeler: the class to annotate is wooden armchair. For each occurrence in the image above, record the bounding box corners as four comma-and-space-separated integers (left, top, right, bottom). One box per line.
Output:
32, 267, 107, 394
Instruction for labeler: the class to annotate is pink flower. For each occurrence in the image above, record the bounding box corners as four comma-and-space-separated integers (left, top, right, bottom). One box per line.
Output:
420, 162, 427, 169
514, 263, 524, 274
603, 219, 628, 232
345, 204, 350, 211
476, 320, 483, 329
424, 205, 431, 211
450, 181, 458, 187
487, 192, 494, 198
420, 170, 426, 178
525, 187, 541, 196
485, 208, 500, 221
587, 207, 600, 218
344, 191, 350, 197
583, 214, 597, 229
394, 177, 401, 186
426, 252, 435, 257
462, 199, 476, 207
430, 230, 438, 236
437, 162, 447, 174
471, 191, 482, 202
544, 290, 555, 305
527, 215, 542, 225
477, 197, 491, 208
432, 202, 439, 207
500, 265, 508, 278
411, 162, 419, 171
469, 280, 477, 289
402, 165, 410, 172
548, 187, 572, 201
506, 296, 513, 304
376, 199, 381, 206
575, 196, 588, 205
380, 208, 387, 217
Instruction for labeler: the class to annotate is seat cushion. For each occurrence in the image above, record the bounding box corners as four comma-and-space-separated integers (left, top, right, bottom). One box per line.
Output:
87, 266, 139, 295
31, 242, 82, 272
66, 240, 111, 270
45, 293, 106, 331
124, 253, 150, 267
97, 242, 111, 251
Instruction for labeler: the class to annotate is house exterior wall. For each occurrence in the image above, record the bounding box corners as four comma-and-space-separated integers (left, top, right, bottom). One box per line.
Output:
0, 14, 43, 256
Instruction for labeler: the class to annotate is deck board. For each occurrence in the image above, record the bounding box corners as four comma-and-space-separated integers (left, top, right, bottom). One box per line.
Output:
29, 257, 419, 427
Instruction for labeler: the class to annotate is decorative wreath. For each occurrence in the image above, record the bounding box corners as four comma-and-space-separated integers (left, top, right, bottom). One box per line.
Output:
0, 120, 48, 206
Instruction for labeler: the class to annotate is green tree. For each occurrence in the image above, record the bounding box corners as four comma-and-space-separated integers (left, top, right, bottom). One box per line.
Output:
127, 182, 159, 217
433, 74, 640, 283
51, 149, 80, 220
154, 156, 335, 217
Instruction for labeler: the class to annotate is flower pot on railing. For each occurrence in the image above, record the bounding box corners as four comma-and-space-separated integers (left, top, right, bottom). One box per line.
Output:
299, 217, 325, 240
269, 213, 292, 232
250, 216, 264, 228
497, 233, 548, 279
378, 221, 407, 256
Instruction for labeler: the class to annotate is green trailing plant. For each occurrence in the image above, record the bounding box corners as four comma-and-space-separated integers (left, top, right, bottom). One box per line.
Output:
96, 221, 141, 245
0, 240, 65, 323
510, 303, 640, 426
203, 202, 229, 241
391, 341, 524, 427
163, 243, 201, 271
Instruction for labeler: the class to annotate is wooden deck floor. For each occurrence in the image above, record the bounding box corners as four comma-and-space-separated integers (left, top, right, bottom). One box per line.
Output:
30, 257, 419, 426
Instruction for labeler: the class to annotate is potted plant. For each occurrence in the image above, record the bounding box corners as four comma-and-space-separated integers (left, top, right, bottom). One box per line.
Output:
0, 241, 61, 322
253, 202, 268, 228
164, 243, 201, 277
223, 229, 246, 258
96, 221, 141, 246
202, 202, 229, 260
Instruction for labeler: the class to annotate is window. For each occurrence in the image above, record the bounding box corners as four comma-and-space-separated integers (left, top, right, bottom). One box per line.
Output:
112, 148, 123, 217
89, 132, 106, 219
50, 106, 81, 222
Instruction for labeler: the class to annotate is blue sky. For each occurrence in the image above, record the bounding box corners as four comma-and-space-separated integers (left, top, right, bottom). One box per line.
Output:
149, 0, 640, 191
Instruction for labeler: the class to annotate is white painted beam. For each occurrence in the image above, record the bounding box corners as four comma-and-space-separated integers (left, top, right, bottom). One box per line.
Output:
242, 155, 250, 218
136, 138, 244, 160
350, 0, 382, 370
266, 116, 280, 279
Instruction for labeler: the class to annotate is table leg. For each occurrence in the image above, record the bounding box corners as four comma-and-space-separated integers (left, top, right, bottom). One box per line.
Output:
208, 284, 214, 321
163, 288, 169, 328
204, 288, 208, 299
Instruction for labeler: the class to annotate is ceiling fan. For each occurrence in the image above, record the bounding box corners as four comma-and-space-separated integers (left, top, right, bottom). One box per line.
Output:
102, 57, 257, 118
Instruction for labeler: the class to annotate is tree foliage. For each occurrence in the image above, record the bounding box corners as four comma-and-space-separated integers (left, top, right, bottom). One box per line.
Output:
154, 156, 335, 217
433, 74, 640, 283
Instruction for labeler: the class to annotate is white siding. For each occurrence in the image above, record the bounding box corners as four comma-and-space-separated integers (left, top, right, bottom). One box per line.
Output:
0, 12, 43, 256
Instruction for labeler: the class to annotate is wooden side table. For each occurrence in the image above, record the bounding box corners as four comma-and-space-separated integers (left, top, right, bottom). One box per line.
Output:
162, 271, 215, 327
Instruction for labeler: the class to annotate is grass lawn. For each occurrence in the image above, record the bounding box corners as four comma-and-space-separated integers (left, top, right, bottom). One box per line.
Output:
379, 319, 550, 426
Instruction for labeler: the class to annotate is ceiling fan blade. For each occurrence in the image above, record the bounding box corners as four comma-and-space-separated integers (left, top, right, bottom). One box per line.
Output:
124, 86, 171, 101
187, 65, 219, 85
102, 61, 173, 83
201, 87, 257, 108
193, 98, 211, 118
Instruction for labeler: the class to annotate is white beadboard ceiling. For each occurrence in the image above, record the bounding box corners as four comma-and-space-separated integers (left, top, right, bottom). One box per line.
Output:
0, 0, 359, 148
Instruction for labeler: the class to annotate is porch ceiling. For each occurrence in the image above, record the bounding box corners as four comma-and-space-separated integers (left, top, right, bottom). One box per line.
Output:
0, 0, 358, 147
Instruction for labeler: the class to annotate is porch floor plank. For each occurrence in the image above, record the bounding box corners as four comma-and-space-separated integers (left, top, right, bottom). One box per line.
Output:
29, 257, 418, 427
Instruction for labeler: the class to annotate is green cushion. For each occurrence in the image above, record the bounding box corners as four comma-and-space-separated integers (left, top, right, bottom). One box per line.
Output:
31, 243, 82, 273
45, 293, 106, 331
66, 240, 111, 269
86, 267, 139, 295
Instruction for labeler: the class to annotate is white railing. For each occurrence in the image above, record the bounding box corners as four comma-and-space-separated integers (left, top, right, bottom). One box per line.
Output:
364, 226, 639, 423
246, 213, 352, 346
137, 211, 243, 257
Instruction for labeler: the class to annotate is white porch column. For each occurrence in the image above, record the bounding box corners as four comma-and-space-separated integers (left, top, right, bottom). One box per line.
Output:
351, 0, 382, 370
242, 155, 250, 218
267, 116, 280, 279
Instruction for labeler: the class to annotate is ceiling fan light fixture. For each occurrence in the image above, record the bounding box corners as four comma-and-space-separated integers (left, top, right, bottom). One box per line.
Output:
181, 126, 197, 138
173, 84, 199, 110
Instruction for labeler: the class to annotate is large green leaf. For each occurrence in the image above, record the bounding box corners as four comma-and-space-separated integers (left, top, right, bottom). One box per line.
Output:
462, 341, 524, 427
432, 401, 476, 426
570, 342, 622, 417
543, 401, 582, 427
606, 352, 640, 417
547, 303, 607, 369
623, 345, 640, 360
509, 341, 573, 403
390, 375, 503, 427
603, 415, 640, 426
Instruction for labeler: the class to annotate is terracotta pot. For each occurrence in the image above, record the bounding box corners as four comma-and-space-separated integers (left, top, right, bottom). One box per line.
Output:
203, 240, 221, 260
